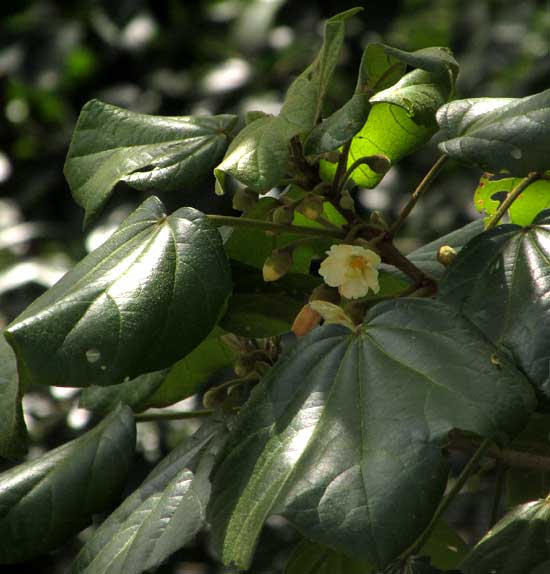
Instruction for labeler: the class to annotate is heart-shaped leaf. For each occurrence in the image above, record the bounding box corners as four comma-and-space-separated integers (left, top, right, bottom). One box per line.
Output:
437, 90, 550, 176
0, 405, 135, 564
208, 299, 534, 570
72, 418, 226, 574
5, 197, 232, 388
64, 99, 237, 225
474, 174, 550, 226
0, 333, 27, 459
439, 212, 550, 397
460, 498, 550, 574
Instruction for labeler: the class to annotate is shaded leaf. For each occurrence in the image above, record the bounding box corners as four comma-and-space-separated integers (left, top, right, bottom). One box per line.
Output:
0, 333, 27, 459
437, 90, 550, 176
79, 369, 168, 416
460, 498, 550, 574
474, 174, 550, 226
5, 197, 231, 388
439, 212, 550, 397
142, 328, 236, 409
208, 299, 534, 569
285, 539, 373, 574
64, 99, 237, 225
72, 418, 226, 574
0, 405, 135, 564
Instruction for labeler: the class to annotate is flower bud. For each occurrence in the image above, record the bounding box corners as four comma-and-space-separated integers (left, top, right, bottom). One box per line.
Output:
296, 195, 324, 220
437, 245, 457, 267
291, 304, 322, 337
365, 154, 391, 174
272, 205, 294, 225
262, 250, 293, 282
320, 150, 341, 164
339, 190, 355, 211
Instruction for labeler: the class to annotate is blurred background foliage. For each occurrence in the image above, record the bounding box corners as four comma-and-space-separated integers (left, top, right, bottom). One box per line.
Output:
1, 0, 549, 572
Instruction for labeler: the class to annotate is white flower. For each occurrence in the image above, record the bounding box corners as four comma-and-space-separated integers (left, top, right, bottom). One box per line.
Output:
319, 244, 381, 299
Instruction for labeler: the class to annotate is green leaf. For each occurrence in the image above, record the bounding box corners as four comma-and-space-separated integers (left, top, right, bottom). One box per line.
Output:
0, 333, 27, 459
208, 299, 534, 570
71, 418, 226, 574
460, 498, 550, 574
474, 174, 550, 226
64, 99, 237, 226
437, 90, 550, 176
438, 212, 550, 397
142, 329, 236, 409
505, 414, 550, 508
79, 369, 168, 416
280, 8, 362, 132
214, 116, 298, 194
0, 405, 135, 564
5, 197, 232, 388
420, 520, 467, 570
285, 539, 373, 574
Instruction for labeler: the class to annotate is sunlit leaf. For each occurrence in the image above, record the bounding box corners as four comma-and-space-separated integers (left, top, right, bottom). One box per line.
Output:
208, 299, 534, 570
460, 498, 550, 574
72, 419, 226, 574
437, 90, 550, 176
64, 99, 237, 225
474, 174, 550, 226
439, 212, 550, 397
0, 333, 27, 459
5, 197, 231, 388
0, 405, 135, 564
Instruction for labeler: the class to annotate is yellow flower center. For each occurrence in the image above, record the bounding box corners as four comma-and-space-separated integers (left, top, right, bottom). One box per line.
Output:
349, 255, 368, 271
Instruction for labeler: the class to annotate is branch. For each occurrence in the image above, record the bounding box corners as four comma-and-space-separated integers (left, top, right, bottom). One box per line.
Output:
485, 172, 541, 230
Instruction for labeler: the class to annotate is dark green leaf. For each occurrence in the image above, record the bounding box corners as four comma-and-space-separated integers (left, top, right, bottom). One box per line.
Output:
437, 90, 550, 176
0, 333, 27, 459
0, 405, 135, 564
142, 328, 236, 409
5, 197, 232, 388
79, 369, 168, 415
64, 99, 237, 225
419, 520, 467, 570
439, 213, 550, 397
208, 299, 534, 569
460, 498, 550, 574
285, 539, 373, 574
474, 174, 550, 226
72, 418, 226, 574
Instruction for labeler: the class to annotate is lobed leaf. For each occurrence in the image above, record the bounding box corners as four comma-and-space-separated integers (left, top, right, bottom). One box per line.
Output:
437, 90, 550, 176
439, 212, 550, 397
0, 334, 27, 459
5, 197, 232, 388
208, 299, 534, 570
72, 418, 226, 574
0, 405, 135, 563
460, 498, 550, 574
64, 99, 237, 225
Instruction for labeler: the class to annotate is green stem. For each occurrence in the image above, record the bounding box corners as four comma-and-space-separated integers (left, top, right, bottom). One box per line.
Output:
399, 438, 492, 563
485, 172, 541, 230
135, 409, 215, 422
337, 157, 378, 194
207, 214, 345, 240
388, 155, 448, 239
332, 140, 352, 196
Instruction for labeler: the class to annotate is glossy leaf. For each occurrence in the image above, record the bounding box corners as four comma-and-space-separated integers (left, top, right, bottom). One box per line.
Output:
5, 197, 232, 388
79, 369, 168, 415
142, 329, 236, 409
0, 405, 135, 564
439, 212, 550, 397
285, 539, 373, 574
72, 419, 226, 574
474, 174, 550, 226
437, 90, 550, 176
460, 498, 550, 574
0, 333, 27, 459
214, 116, 298, 194
208, 299, 534, 569
64, 99, 237, 225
